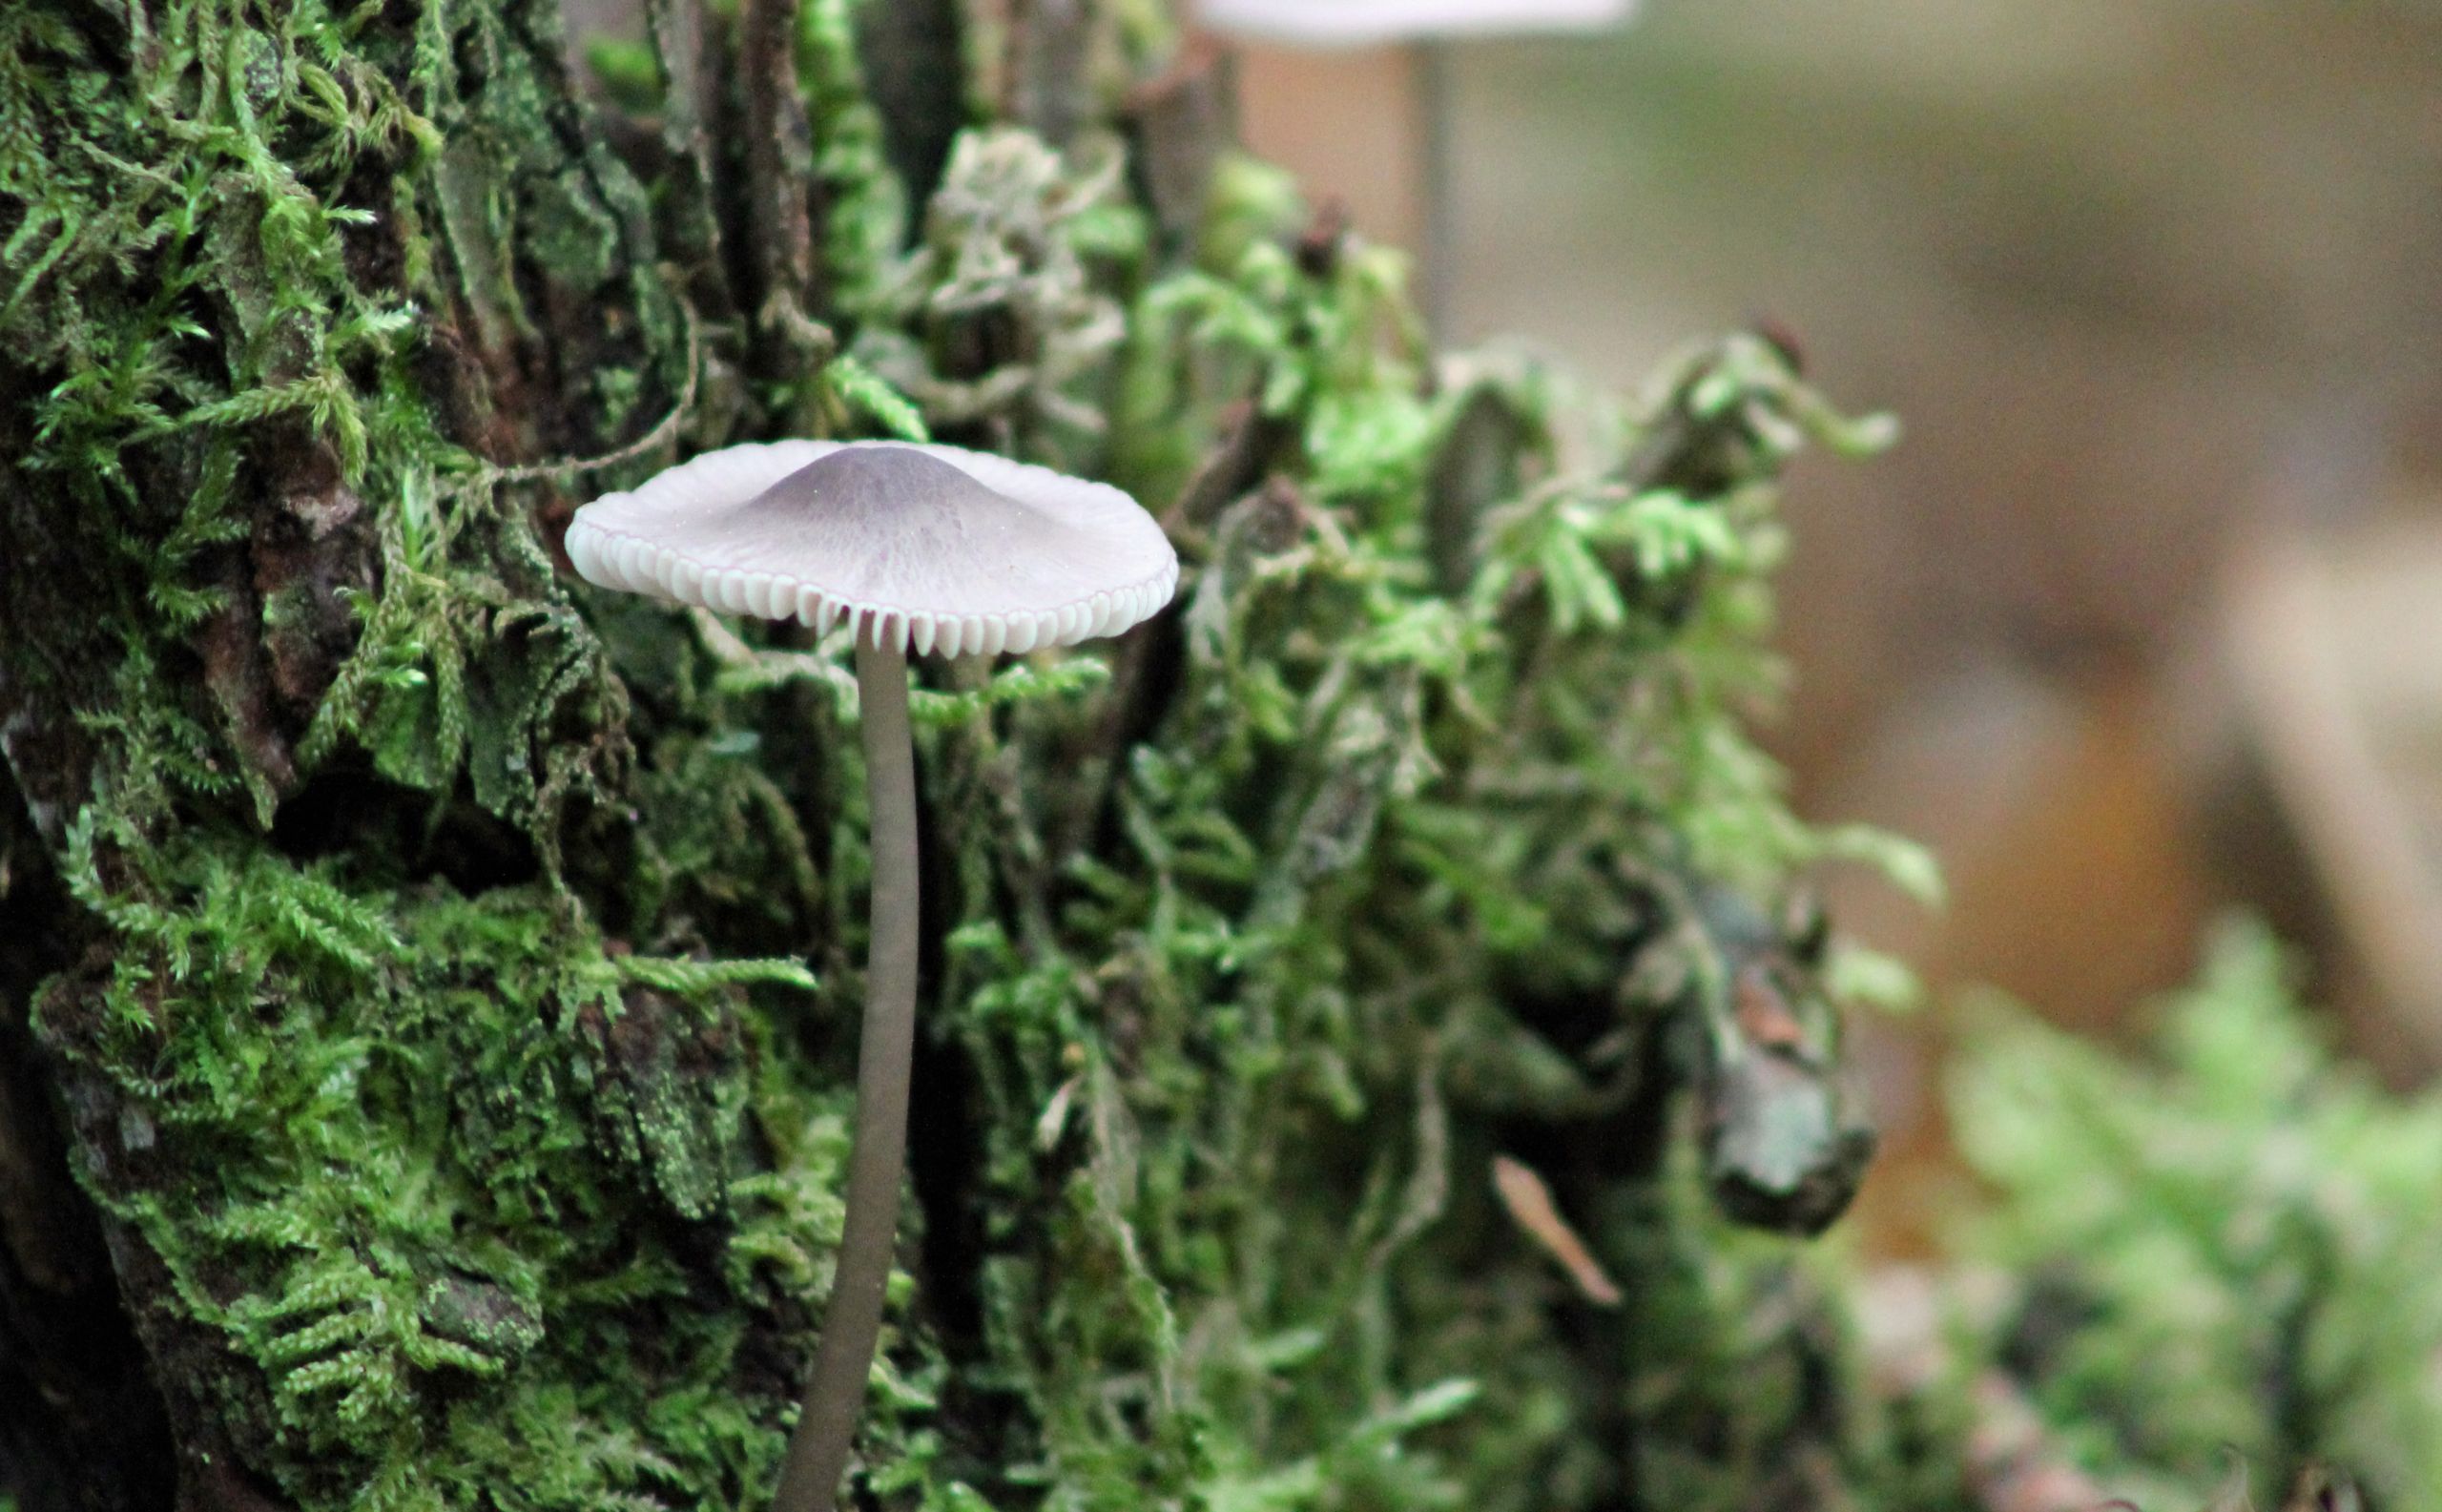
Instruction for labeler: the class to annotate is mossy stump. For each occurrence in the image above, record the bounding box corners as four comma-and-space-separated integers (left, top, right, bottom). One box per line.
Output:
0, 3, 1908, 1508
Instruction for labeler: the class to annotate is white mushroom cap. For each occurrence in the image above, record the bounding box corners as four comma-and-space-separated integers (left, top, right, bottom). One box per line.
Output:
564, 441, 1179, 658
1196, 0, 1634, 46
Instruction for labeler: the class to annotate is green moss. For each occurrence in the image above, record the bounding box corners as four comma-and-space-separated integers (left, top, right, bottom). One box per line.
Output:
38, 821, 842, 1507
2, 1, 1930, 1507
800, 0, 906, 320
1947, 922, 2442, 1506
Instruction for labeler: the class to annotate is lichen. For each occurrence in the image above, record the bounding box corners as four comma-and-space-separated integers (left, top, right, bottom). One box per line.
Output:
850, 126, 1139, 470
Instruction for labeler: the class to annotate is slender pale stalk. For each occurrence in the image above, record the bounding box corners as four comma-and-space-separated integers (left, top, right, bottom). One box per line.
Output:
775, 633, 920, 1512
1414, 36, 1454, 335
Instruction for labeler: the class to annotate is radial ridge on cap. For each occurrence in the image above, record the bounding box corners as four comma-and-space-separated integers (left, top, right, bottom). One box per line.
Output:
564, 440, 1180, 654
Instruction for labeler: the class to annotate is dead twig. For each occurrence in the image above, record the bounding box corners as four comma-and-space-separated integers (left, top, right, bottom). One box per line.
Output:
1490, 1154, 1622, 1306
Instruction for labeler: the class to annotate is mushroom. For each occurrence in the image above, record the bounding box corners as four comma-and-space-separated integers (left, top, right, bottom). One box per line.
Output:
565, 441, 1178, 1512
1196, 0, 1632, 43
1194, 0, 1638, 328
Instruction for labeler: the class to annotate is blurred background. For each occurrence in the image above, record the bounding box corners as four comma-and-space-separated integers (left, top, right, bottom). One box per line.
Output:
1219, 0, 2442, 1254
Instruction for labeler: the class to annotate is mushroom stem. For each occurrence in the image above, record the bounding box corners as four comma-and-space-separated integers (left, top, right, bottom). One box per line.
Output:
1414, 36, 1455, 334
776, 632, 921, 1512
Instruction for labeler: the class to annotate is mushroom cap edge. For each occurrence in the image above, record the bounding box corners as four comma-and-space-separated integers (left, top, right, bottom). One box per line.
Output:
565, 440, 1181, 658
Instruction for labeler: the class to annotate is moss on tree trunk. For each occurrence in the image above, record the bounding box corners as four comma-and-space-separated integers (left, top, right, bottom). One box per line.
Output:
0, 3, 1916, 1509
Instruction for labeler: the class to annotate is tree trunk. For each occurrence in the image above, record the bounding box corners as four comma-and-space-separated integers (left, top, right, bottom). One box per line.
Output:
0, 3, 1895, 1509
